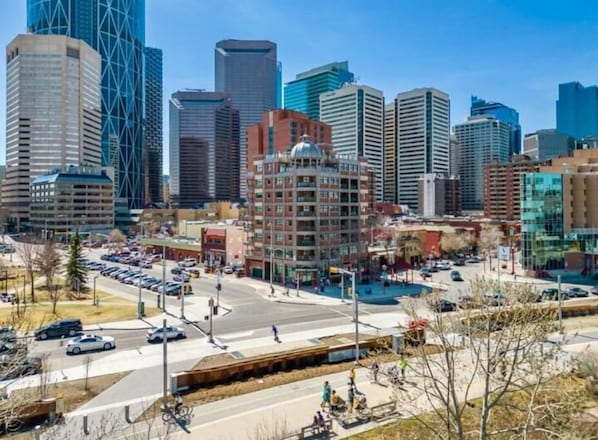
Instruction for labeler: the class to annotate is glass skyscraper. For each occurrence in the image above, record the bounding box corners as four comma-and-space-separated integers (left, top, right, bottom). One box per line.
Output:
169, 91, 240, 208
521, 173, 564, 270
556, 81, 598, 141
27, 0, 146, 209
284, 61, 354, 120
215, 39, 279, 199
144, 47, 163, 204
471, 96, 521, 157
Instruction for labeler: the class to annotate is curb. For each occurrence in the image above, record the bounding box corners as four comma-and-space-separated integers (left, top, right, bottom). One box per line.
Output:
273, 298, 328, 306
82, 326, 153, 332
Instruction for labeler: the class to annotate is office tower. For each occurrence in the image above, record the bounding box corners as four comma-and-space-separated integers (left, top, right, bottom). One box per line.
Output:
27, 0, 146, 209
320, 84, 384, 201
246, 109, 331, 173
523, 129, 575, 160
383, 101, 397, 203
246, 136, 373, 283
418, 174, 461, 217
3, 34, 101, 231
556, 82, 598, 141
215, 40, 278, 198
169, 90, 239, 208
144, 47, 163, 204
471, 96, 521, 157
449, 134, 460, 178
484, 155, 548, 221
454, 115, 510, 211
284, 61, 354, 120
396, 88, 450, 212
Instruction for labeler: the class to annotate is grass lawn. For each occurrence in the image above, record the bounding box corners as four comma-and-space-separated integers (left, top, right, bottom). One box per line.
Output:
0, 288, 160, 326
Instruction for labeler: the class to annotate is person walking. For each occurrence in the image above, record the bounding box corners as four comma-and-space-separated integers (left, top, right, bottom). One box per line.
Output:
321, 380, 331, 411
272, 325, 279, 342
348, 364, 356, 387
346, 386, 355, 414
370, 360, 379, 383
398, 355, 408, 380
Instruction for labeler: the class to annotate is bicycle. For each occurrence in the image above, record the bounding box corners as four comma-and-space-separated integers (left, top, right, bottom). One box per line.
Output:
161, 405, 191, 425
5, 417, 23, 433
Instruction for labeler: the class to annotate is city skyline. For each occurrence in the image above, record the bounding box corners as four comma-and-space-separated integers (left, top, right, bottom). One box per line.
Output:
2, 0, 598, 172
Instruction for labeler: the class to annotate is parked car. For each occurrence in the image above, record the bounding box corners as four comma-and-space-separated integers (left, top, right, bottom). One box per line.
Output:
541, 288, 569, 301
431, 299, 458, 313
592, 286, 598, 296
66, 334, 116, 355
146, 326, 186, 342
0, 293, 16, 303
0, 355, 42, 380
466, 256, 481, 263
171, 266, 183, 275
165, 283, 183, 296
34, 319, 82, 340
451, 270, 463, 281
0, 326, 16, 343
222, 266, 234, 274
419, 267, 432, 279
436, 261, 451, 270
110, 269, 128, 279
140, 260, 152, 269
141, 277, 159, 289
453, 258, 465, 266
100, 266, 119, 276
173, 273, 190, 283
564, 287, 589, 298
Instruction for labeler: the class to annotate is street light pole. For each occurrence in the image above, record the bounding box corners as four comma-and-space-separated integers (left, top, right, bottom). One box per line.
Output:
162, 237, 166, 312
93, 275, 99, 306
137, 223, 144, 318
351, 271, 359, 362
557, 274, 563, 334
162, 317, 168, 409
208, 297, 215, 343
216, 269, 222, 308
269, 221, 273, 286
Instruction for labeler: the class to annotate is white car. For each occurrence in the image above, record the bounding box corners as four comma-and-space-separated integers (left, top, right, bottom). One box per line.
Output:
146, 326, 187, 342
436, 261, 451, 270
66, 334, 116, 355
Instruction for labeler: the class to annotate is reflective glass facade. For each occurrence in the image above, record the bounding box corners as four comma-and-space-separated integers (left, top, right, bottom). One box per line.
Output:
284, 62, 354, 120
144, 47, 163, 204
521, 173, 564, 270
471, 96, 521, 157
556, 81, 598, 141
27, 0, 146, 208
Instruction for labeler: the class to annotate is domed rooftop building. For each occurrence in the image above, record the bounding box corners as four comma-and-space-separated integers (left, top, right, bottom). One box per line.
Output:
290, 135, 324, 159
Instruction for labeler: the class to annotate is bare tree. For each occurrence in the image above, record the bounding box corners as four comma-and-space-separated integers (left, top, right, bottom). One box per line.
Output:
477, 225, 503, 271
34, 240, 63, 313
399, 278, 571, 439
108, 228, 126, 253
439, 233, 467, 257
15, 240, 39, 303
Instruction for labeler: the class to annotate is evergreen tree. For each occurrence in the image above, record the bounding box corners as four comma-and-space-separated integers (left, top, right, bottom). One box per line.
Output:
66, 231, 87, 291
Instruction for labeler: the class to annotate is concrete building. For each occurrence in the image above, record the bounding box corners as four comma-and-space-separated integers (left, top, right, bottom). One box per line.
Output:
246, 109, 332, 173
245, 135, 373, 284
396, 88, 450, 212
28, 0, 146, 209
471, 96, 521, 157
320, 84, 384, 201
144, 47, 163, 204
454, 115, 511, 211
417, 173, 461, 218
3, 34, 102, 232
484, 155, 548, 221
284, 61, 354, 120
215, 40, 280, 198
169, 90, 240, 208
557, 81, 598, 141
383, 101, 397, 203
523, 129, 575, 160
30, 167, 113, 239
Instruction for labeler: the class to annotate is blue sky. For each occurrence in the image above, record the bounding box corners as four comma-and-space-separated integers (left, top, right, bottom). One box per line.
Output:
2, 0, 598, 171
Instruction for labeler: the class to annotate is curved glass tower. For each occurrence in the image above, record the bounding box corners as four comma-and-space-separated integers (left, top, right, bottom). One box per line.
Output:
27, 0, 146, 208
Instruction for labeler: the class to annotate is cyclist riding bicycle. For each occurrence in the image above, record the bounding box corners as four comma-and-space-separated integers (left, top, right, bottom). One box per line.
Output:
174, 393, 184, 414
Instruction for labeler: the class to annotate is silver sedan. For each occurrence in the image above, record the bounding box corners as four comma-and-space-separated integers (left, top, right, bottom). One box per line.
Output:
66, 334, 116, 355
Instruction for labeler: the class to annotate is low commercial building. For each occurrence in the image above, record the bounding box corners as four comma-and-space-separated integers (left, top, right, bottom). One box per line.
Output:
30, 167, 114, 239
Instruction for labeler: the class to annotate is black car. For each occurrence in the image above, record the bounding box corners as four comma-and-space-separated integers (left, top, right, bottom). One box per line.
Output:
453, 258, 465, 266
451, 270, 463, 281
541, 288, 569, 301
432, 299, 458, 313
34, 319, 83, 340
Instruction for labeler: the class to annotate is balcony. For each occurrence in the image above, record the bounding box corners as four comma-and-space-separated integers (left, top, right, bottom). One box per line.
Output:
297, 197, 316, 202
297, 181, 316, 188
297, 211, 316, 217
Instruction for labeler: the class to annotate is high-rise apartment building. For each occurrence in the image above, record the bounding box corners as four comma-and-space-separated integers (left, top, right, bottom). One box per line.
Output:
246, 109, 331, 173
396, 88, 450, 212
556, 82, 598, 141
320, 85, 384, 201
418, 173, 461, 217
245, 136, 373, 284
3, 34, 102, 230
471, 96, 521, 157
215, 40, 280, 198
484, 155, 548, 221
144, 47, 163, 204
454, 115, 511, 211
284, 61, 354, 120
27, 0, 146, 209
169, 90, 239, 208
383, 101, 397, 203
523, 129, 575, 161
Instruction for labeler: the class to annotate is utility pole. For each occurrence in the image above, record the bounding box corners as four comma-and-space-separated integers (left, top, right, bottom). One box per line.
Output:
352, 271, 359, 362
137, 224, 144, 318
557, 274, 563, 334
93, 275, 99, 306
208, 297, 215, 343
161, 236, 166, 312
269, 221, 274, 287
180, 283, 185, 319
162, 317, 168, 409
